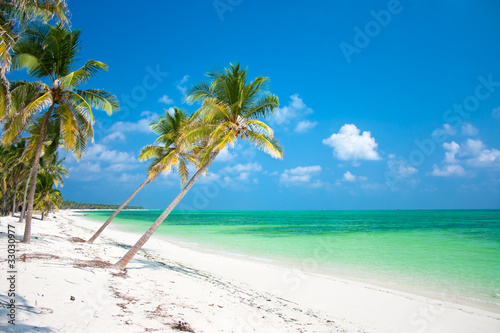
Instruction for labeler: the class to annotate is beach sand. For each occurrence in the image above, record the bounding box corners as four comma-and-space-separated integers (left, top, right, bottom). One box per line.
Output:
1, 210, 499, 332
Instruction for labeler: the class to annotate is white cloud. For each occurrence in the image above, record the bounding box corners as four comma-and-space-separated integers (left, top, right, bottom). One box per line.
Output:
102, 112, 157, 143
68, 162, 101, 174
432, 138, 500, 176
443, 141, 460, 163
280, 165, 322, 186
461, 123, 478, 136
341, 171, 367, 183
294, 120, 318, 133
323, 124, 381, 161
431, 164, 466, 177
460, 139, 500, 167
220, 162, 262, 185
387, 157, 418, 177
197, 172, 221, 184
223, 162, 262, 173
432, 123, 456, 136
176, 75, 189, 101
270, 94, 313, 126
342, 171, 356, 182
469, 148, 500, 168
158, 95, 174, 105
463, 139, 484, 155
119, 173, 145, 183
82, 144, 137, 164
215, 147, 237, 162
492, 107, 500, 118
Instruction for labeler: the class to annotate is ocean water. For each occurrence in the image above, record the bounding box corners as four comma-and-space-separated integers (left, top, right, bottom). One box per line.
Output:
82, 209, 500, 310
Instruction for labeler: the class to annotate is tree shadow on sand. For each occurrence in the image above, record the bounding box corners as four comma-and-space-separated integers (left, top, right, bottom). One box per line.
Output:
0, 294, 56, 332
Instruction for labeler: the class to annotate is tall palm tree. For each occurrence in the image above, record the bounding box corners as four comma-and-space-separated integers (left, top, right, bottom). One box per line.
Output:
1, 0, 69, 119
1, 24, 119, 243
113, 63, 283, 270
87, 107, 199, 243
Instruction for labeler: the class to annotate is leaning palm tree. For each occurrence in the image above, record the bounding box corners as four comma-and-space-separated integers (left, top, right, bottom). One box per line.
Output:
1, 0, 69, 119
113, 63, 283, 269
1, 24, 119, 243
87, 107, 198, 243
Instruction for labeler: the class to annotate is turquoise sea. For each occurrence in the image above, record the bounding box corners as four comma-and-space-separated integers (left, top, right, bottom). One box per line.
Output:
82, 210, 500, 310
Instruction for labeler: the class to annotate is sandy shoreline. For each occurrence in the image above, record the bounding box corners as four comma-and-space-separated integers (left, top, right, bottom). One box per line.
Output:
1, 211, 499, 332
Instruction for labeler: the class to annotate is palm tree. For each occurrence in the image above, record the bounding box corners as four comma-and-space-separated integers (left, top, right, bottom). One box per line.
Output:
87, 107, 198, 243
0, 140, 28, 216
113, 63, 283, 270
1, 24, 119, 243
34, 169, 62, 220
1, 0, 69, 119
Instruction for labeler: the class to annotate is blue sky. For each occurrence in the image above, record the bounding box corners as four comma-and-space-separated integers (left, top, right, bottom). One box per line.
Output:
40, 0, 500, 209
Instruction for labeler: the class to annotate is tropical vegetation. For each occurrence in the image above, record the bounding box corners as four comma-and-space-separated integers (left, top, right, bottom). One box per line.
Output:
61, 201, 144, 210
113, 63, 282, 269
0, 1, 284, 274
87, 107, 199, 243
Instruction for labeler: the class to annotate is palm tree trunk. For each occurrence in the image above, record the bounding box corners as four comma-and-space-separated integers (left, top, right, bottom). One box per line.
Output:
23, 106, 54, 244
2, 186, 11, 216
113, 152, 219, 270
11, 181, 19, 216
0, 66, 11, 117
19, 175, 31, 223
88, 178, 151, 243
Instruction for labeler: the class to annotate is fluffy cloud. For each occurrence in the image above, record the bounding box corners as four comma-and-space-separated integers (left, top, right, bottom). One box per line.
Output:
323, 124, 381, 161
158, 95, 174, 105
215, 147, 237, 162
280, 165, 322, 186
102, 112, 156, 143
222, 162, 262, 173
387, 156, 418, 177
431, 164, 465, 177
65, 143, 141, 182
341, 171, 367, 183
176, 75, 189, 101
271, 94, 313, 126
443, 141, 460, 163
461, 123, 478, 136
270, 94, 317, 133
432, 139, 500, 176
432, 123, 456, 136
82, 144, 137, 164
294, 120, 318, 133
342, 171, 356, 182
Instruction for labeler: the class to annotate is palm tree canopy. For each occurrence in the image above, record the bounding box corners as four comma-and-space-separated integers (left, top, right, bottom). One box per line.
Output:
34, 169, 62, 213
139, 107, 199, 185
2, 23, 119, 158
186, 63, 283, 165
1, 0, 70, 119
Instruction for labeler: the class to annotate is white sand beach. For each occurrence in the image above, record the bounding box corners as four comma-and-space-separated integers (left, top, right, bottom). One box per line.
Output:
1, 210, 499, 332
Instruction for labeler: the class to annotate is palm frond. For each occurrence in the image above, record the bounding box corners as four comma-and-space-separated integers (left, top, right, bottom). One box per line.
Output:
245, 131, 283, 159
77, 88, 119, 115
59, 60, 108, 89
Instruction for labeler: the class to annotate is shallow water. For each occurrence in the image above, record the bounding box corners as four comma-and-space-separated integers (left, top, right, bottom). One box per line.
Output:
82, 209, 500, 309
